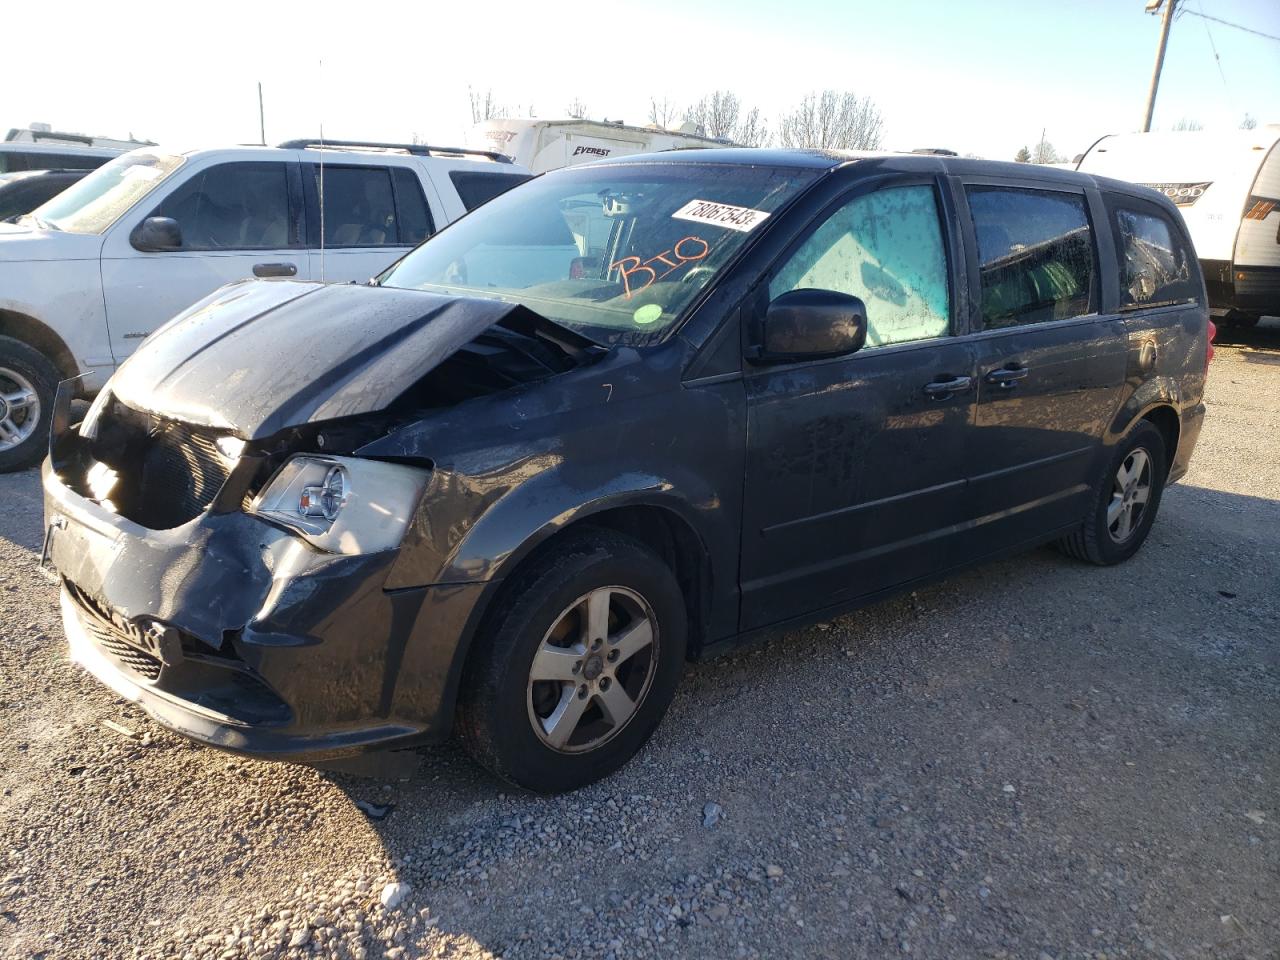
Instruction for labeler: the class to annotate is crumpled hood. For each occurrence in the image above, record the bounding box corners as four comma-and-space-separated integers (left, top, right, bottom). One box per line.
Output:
108, 279, 545, 440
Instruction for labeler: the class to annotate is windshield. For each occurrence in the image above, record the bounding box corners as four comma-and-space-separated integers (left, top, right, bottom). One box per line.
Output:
32, 151, 184, 234
378, 162, 819, 343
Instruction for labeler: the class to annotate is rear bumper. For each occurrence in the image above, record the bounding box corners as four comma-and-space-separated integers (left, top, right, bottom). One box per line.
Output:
44, 457, 487, 761
1168, 401, 1206, 485
1202, 260, 1280, 316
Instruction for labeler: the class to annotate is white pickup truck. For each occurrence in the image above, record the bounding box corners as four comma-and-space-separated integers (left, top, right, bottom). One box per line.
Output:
0, 139, 531, 469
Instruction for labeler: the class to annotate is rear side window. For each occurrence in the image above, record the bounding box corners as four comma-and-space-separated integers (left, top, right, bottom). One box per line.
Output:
450, 171, 532, 211
315, 166, 399, 247
1111, 204, 1197, 307
392, 167, 434, 245
769, 184, 951, 347
152, 161, 293, 250
967, 187, 1096, 329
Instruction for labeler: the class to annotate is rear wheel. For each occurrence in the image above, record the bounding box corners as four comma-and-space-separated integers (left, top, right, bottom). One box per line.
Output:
0, 336, 58, 473
457, 529, 686, 793
1058, 420, 1167, 566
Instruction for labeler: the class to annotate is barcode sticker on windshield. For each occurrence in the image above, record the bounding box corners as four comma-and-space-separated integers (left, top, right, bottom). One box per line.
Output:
672, 199, 770, 233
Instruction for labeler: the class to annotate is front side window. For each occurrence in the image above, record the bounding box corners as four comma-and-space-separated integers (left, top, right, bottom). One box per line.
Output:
151, 162, 292, 250
1112, 205, 1197, 307
379, 163, 819, 344
968, 187, 1096, 329
769, 184, 951, 348
316, 166, 399, 247
32, 152, 185, 234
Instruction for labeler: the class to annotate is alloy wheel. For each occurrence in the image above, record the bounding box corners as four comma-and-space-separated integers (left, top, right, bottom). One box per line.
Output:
0, 367, 40, 453
526, 585, 659, 753
1107, 447, 1152, 543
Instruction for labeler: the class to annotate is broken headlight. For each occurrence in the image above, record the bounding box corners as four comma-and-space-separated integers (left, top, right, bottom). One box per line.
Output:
251, 455, 428, 555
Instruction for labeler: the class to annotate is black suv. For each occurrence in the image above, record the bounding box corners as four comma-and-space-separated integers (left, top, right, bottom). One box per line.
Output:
43, 149, 1210, 792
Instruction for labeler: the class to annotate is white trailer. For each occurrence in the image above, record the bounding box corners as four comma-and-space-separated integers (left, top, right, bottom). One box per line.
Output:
1076, 125, 1280, 323
468, 118, 728, 175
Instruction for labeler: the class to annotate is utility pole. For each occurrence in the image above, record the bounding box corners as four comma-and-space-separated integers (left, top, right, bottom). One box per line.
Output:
1141, 0, 1176, 132
258, 82, 266, 146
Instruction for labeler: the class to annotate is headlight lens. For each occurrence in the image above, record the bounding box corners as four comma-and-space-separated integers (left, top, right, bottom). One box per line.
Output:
299, 464, 349, 521
251, 455, 428, 554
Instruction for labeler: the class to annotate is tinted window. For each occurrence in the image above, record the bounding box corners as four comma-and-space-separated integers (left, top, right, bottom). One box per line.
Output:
450, 171, 533, 211
152, 162, 292, 250
0, 175, 79, 221
769, 184, 950, 348
37, 152, 106, 171
968, 187, 1095, 329
1112, 205, 1197, 307
392, 167, 434, 244
316, 166, 398, 247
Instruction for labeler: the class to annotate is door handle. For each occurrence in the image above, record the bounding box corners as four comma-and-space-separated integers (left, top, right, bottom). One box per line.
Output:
985, 365, 1029, 389
253, 262, 297, 278
923, 375, 973, 399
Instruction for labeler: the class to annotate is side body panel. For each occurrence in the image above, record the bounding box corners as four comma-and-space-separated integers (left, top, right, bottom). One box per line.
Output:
99, 153, 312, 362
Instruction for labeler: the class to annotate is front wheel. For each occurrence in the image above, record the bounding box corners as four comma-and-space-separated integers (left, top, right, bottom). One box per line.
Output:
0, 336, 58, 473
457, 529, 687, 793
1058, 420, 1167, 566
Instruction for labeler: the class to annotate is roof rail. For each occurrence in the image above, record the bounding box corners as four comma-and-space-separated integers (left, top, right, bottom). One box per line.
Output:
4, 128, 96, 145
277, 138, 512, 163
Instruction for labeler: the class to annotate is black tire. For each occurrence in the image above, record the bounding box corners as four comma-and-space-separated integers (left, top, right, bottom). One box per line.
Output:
0, 336, 59, 473
457, 528, 687, 793
1058, 419, 1167, 566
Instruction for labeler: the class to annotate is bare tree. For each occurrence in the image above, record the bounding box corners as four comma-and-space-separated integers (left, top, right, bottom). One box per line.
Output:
1171, 117, 1204, 131
684, 90, 769, 146
469, 87, 504, 125
565, 98, 589, 120
1014, 146, 1031, 163
1241, 113, 1257, 130
734, 107, 768, 148
1031, 136, 1062, 164
777, 90, 883, 150
648, 96, 681, 129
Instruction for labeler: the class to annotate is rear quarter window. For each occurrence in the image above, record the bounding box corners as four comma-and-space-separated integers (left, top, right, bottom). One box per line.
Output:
449, 171, 533, 211
1108, 199, 1199, 308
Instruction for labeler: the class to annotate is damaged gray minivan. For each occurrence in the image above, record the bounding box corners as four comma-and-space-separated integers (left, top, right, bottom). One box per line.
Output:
44, 149, 1210, 792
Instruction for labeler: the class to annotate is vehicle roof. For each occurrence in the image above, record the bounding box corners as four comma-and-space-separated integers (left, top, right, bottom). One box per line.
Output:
124, 143, 528, 172
592, 147, 1164, 199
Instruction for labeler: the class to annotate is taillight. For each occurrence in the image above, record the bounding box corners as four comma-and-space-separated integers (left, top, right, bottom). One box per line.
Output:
1206, 319, 1217, 366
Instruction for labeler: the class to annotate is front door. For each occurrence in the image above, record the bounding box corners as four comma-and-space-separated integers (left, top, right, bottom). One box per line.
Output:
954, 182, 1127, 555
740, 180, 976, 630
101, 159, 308, 363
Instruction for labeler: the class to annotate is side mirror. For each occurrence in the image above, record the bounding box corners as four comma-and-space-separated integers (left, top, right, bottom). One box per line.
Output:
756, 288, 868, 363
130, 216, 183, 252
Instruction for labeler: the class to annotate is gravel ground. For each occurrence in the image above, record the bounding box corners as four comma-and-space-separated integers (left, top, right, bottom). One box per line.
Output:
2, 325, 1277, 960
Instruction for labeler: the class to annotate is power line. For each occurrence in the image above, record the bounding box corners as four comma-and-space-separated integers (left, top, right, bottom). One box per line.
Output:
1193, 0, 1229, 95
1178, 9, 1280, 44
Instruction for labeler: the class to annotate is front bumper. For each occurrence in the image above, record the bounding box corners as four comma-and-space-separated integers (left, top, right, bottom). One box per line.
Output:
43, 458, 486, 760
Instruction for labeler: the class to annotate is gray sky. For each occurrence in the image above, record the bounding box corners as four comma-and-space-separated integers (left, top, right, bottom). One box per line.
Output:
6, 0, 1278, 161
